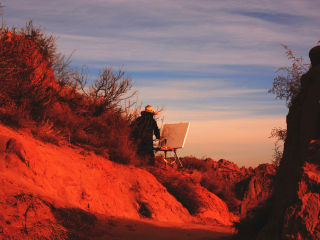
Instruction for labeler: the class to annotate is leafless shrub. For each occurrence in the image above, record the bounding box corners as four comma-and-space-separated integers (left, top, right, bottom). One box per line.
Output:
268, 44, 310, 108
76, 66, 138, 115
268, 44, 309, 167
0, 20, 138, 165
269, 127, 286, 167
269, 127, 287, 141
270, 141, 283, 167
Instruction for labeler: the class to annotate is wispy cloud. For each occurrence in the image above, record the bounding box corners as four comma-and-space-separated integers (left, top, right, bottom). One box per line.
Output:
160, 103, 286, 122
136, 77, 287, 120
4, 0, 319, 72
140, 85, 267, 100
3, 0, 317, 166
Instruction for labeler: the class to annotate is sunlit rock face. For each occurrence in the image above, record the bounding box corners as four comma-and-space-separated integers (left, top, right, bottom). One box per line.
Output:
208, 158, 276, 217
257, 47, 320, 240
239, 164, 275, 218
213, 159, 254, 186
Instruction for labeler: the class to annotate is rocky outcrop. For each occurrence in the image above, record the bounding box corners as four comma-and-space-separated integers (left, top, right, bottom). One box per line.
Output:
196, 187, 237, 225
205, 158, 276, 216
256, 46, 320, 240
239, 164, 275, 217
211, 159, 253, 186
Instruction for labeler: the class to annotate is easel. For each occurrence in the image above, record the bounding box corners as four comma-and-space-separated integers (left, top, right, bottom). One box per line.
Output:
154, 122, 189, 168
154, 140, 183, 168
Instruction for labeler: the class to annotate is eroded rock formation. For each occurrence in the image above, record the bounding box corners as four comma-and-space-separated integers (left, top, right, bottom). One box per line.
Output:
199, 158, 276, 217
239, 164, 275, 217
256, 46, 320, 240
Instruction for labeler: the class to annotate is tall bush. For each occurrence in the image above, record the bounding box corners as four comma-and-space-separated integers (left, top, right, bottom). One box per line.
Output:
0, 21, 138, 165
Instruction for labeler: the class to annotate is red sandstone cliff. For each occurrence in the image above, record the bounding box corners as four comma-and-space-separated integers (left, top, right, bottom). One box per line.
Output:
254, 46, 320, 240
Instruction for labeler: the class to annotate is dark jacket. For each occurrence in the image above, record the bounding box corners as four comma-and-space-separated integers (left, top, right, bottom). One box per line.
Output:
132, 111, 160, 160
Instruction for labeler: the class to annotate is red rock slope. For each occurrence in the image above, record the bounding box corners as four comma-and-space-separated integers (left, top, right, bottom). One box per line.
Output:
0, 124, 234, 239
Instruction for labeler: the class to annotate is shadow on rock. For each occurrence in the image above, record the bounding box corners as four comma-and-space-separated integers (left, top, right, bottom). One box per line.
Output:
52, 207, 97, 232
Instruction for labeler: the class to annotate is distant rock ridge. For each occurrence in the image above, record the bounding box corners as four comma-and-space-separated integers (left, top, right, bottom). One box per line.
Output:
212, 159, 253, 184
203, 158, 276, 217
256, 46, 320, 240
239, 164, 275, 218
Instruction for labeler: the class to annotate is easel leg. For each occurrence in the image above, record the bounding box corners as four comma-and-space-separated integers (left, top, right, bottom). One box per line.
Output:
174, 150, 183, 168
165, 151, 167, 168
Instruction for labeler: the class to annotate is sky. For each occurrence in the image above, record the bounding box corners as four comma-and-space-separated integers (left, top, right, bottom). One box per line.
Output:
2, 0, 320, 167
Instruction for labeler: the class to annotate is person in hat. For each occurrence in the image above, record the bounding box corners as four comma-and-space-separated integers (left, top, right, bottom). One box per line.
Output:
132, 105, 160, 165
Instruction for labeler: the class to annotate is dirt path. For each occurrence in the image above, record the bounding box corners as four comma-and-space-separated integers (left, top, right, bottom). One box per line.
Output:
84, 215, 234, 240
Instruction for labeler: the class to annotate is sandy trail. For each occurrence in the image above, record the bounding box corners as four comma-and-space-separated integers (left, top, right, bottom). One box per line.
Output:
85, 215, 234, 240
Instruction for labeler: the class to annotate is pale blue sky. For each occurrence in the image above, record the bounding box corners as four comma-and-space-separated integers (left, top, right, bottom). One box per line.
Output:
2, 0, 320, 167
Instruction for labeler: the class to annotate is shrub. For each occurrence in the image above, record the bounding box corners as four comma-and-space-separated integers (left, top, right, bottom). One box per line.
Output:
268, 44, 310, 108
190, 169, 202, 184
0, 21, 139, 165
200, 169, 240, 212
216, 184, 240, 212
200, 170, 222, 194
0, 23, 70, 123
180, 156, 212, 172
147, 167, 206, 215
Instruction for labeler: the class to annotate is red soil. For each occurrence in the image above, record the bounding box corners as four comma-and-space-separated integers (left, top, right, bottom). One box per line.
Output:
0, 124, 234, 239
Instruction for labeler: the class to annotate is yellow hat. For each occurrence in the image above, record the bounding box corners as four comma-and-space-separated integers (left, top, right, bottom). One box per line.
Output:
143, 105, 159, 115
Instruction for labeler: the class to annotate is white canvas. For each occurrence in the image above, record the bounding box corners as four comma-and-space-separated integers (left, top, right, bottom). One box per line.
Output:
160, 122, 190, 149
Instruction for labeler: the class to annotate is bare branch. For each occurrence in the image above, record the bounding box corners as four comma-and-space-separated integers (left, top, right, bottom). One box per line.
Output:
271, 140, 283, 167
268, 44, 311, 107
90, 66, 138, 110
269, 127, 287, 141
